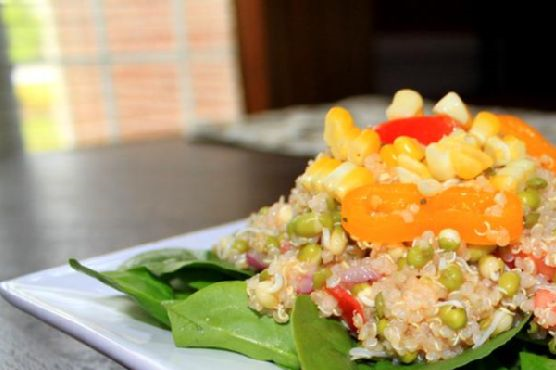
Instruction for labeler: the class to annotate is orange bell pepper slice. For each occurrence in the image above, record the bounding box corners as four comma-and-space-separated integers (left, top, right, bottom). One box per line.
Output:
341, 183, 523, 245
498, 115, 556, 171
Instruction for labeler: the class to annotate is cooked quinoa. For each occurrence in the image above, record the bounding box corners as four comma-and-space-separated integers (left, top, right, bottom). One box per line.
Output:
213, 90, 556, 364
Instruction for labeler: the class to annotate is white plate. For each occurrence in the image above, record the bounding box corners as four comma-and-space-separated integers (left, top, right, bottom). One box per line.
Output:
0, 220, 281, 370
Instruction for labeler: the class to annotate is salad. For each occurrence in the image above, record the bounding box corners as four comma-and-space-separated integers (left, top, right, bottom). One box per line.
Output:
71, 90, 556, 369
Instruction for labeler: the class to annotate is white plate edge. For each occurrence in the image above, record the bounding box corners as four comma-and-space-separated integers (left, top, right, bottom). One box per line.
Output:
0, 218, 249, 369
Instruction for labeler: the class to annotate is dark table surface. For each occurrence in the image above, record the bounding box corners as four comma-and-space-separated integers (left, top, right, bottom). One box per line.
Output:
0, 138, 308, 369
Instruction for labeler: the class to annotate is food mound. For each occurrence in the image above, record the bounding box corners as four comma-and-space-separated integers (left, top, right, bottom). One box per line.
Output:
213, 90, 556, 364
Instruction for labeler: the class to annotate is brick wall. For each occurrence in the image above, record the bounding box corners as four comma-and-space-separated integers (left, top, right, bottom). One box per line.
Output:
49, 0, 242, 147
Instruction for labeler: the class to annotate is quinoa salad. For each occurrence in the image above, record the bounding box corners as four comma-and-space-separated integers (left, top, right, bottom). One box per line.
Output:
213, 90, 556, 365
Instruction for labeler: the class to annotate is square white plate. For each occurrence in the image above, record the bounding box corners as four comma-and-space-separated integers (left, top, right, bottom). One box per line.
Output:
0, 220, 281, 370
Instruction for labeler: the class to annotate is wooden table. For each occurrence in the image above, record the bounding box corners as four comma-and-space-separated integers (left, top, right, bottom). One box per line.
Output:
0, 139, 308, 369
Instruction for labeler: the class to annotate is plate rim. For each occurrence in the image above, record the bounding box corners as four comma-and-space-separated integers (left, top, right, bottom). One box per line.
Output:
0, 219, 248, 370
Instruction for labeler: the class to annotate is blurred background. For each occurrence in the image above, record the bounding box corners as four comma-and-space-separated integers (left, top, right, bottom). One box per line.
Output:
1, 0, 555, 154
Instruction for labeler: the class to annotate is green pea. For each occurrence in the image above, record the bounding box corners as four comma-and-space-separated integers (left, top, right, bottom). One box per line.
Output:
350, 282, 371, 296
266, 235, 280, 250
437, 229, 461, 251
467, 245, 497, 262
297, 243, 322, 264
519, 189, 541, 210
526, 176, 548, 190
524, 212, 540, 229
232, 239, 249, 253
312, 268, 332, 289
295, 212, 324, 237
375, 292, 386, 319
479, 255, 504, 280
399, 351, 418, 364
377, 319, 388, 337
549, 337, 556, 355
319, 212, 334, 230
286, 219, 297, 237
439, 264, 464, 292
259, 206, 270, 215
498, 271, 521, 296
439, 306, 467, 331
397, 257, 408, 270
407, 244, 434, 268
259, 269, 271, 281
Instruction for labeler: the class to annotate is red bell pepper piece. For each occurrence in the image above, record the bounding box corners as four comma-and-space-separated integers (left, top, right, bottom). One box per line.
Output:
518, 253, 556, 282
535, 289, 556, 311
325, 286, 365, 332
375, 115, 460, 145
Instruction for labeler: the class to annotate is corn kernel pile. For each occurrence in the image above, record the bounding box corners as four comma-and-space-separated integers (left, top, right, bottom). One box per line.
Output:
300, 90, 535, 199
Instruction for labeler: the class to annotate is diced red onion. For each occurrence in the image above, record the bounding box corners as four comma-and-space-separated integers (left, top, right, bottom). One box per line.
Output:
247, 251, 268, 270
280, 241, 293, 254
296, 274, 313, 294
336, 266, 382, 283
497, 246, 515, 268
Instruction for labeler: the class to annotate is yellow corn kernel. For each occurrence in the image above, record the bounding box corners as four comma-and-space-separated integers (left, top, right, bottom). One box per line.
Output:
490, 175, 519, 193
503, 135, 526, 161
425, 143, 456, 181
397, 154, 432, 179
484, 136, 512, 167
334, 126, 361, 161
396, 167, 422, 184
464, 133, 481, 148
450, 150, 487, 180
469, 112, 500, 144
433, 92, 471, 128
322, 162, 358, 195
417, 178, 443, 196
393, 136, 425, 161
334, 166, 374, 200
312, 158, 342, 193
323, 107, 359, 160
380, 144, 398, 167
498, 159, 536, 180
324, 106, 354, 147
446, 130, 480, 148
386, 89, 424, 120
299, 155, 330, 189
459, 143, 494, 168
446, 128, 467, 141
491, 159, 536, 192
348, 129, 381, 165
299, 155, 341, 192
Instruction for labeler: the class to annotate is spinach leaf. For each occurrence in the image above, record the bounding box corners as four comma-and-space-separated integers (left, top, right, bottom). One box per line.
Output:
520, 351, 556, 370
366, 314, 531, 370
292, 295, 357, 370
119, 247, 253, 280
166, 269, 235, 294
187, 281, 214, 290
120, 248, 197, 275
165, 281, 299, 369
69, 259, 173, 327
